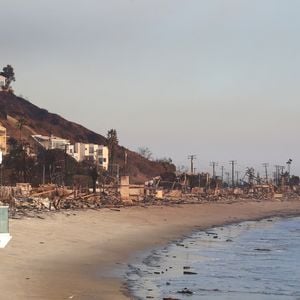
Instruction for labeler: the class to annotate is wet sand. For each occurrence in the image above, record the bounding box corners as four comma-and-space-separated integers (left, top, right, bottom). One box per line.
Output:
1, 199, 300, 300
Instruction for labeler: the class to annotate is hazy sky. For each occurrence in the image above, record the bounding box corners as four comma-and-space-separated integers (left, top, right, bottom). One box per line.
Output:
1, 0, 299, 176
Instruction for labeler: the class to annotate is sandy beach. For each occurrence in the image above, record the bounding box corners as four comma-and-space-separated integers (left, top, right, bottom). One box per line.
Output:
1, 199, 300, 300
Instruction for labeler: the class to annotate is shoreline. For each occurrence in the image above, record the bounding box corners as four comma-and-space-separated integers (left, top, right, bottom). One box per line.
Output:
1, 199, 300, 299
126, 213, 300, 300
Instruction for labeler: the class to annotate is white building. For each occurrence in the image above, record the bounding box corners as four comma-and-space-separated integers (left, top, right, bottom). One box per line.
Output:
96, 145, 109, 170
0, 75, 5, 89
66, 143, 109, 170
32, 135, 70, 150
32, 135, 109, 170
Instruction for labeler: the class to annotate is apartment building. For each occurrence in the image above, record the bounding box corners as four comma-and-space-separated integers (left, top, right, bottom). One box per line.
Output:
66, 143, 109, 170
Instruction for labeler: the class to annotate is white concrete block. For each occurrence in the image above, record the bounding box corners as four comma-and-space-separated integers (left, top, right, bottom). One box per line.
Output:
0, 233, 12, 248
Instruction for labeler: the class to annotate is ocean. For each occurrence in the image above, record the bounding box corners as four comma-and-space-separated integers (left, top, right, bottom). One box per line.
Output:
126, 216, 300, 300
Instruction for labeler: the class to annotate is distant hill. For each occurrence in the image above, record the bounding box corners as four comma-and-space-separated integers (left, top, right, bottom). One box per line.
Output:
0, 92, 175, 183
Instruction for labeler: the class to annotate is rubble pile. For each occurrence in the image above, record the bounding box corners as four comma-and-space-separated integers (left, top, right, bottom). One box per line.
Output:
0, 179, 299, 219
0, 184, 123, 218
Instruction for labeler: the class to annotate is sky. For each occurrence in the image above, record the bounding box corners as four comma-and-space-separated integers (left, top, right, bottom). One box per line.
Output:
1, 0, 299, 177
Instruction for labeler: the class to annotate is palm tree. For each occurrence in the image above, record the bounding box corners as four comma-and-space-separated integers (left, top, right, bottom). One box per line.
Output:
106, 129, 118, 174
16, 117, 26, 142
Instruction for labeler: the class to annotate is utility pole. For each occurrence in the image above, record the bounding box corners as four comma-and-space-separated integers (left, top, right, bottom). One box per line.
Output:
235, 171, 240, 186
262, 163, 269, 183
279, 166, 285, 175
225, 172, 230, 185
221, 166, 224, 182
256, 172, 261, 184
274, 165, 280, 185
286, 159, 292, 179
274, 165, 284, 185
280, 165, 285, 186
210, 161, 218, 179
229, 160, 236, 187
188, 155, 196, 174
279, 165, 285, 187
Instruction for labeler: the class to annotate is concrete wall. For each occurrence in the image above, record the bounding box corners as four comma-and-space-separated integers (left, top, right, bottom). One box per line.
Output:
120, 176, 130, 201
129, 185, 145, 201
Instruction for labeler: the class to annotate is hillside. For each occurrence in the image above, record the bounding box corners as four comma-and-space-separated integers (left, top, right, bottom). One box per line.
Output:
0, 92, 175, 183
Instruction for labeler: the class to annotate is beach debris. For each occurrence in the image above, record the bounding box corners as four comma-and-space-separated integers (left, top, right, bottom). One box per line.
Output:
0, 176, 299, 219
183, 271, 198, 275
206, 232, 215, 235
177, 287, 193, 294
254, 248, 271, 252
